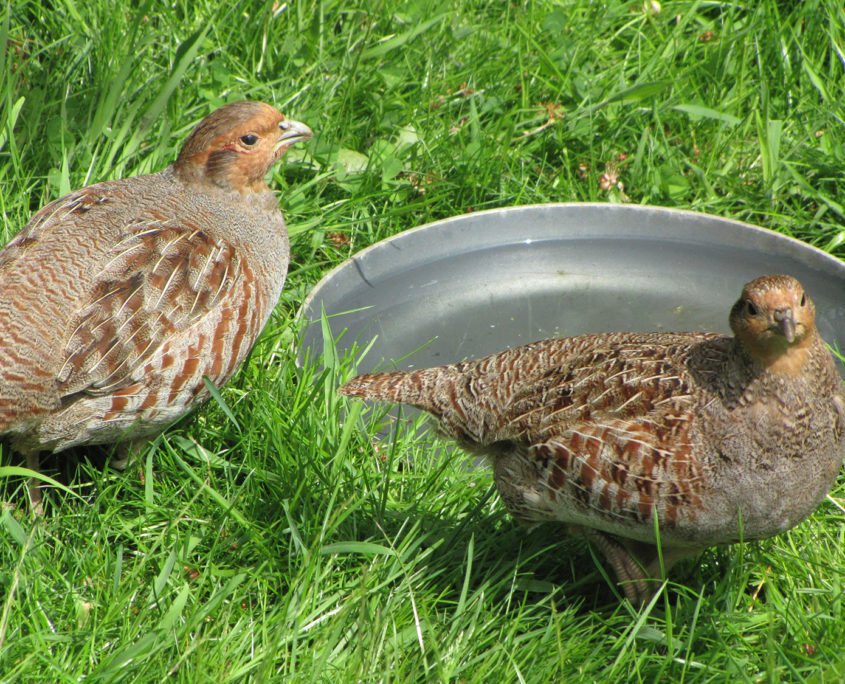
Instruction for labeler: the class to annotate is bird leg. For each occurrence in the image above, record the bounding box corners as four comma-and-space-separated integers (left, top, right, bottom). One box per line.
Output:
22, 438, 147, 515
26, 451, 44, 517
587, 530, 694, 604
588, 530, 653, 603
109, 438, 149, 471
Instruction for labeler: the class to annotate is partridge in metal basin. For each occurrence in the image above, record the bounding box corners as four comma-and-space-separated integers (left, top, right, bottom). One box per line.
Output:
339, 275, 845, 602
0, 100, 312, 507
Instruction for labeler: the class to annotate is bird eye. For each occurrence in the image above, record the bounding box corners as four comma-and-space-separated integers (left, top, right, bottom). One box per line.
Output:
745, 300, 758, 316
240, 134, 259, 146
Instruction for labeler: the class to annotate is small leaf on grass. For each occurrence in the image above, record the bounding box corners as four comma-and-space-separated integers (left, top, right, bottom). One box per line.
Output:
154, 550, 178, 596
170, 435, 229, 468
802, 61, 829, 102
361, 14, 447, 59
456, 533, 474, 617
144, 451, 154, 507
282, 500, 308, 558
335, 148, 370, 175
756, 112, 783, 185
1, 507, 27, 546
382, 155, 403, 182
288, 215, 325, 239
336, 400, 363, 459
658, 164, 690, 198
320, 305, 338, 370
113, 545, 124, 595
334, 159, 347, 181
76, 599, 93, 630
158, 584, 191, 632
184, 535, 202, 556
320, 541, 396, 556
97, 633, 159, 678
469, 96, 480, 143
0, 96, 25, 152
673, 104, 741, 126
541, 9, 569, 33
634, 625, 667, 644
824, 232, 845, 252
606, 80, 672, 104
396, 125, 419, 148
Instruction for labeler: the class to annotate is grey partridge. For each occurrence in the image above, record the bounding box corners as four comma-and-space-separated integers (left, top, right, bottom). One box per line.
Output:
339, 275, 845, 603
0, 100, 312, 508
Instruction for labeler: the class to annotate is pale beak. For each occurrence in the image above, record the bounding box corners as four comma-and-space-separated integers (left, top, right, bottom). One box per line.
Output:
773, 308, 796, 343
275, 119, 313, 151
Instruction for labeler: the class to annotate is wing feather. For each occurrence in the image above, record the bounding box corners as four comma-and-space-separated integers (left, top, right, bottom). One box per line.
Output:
58, 217, 240, 396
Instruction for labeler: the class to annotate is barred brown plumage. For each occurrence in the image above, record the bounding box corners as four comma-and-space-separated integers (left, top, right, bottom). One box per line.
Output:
339, 275, 845, 603
0, 100, 312, 511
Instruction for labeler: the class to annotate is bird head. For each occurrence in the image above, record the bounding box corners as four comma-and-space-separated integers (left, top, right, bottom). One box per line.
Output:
729, 274, 817, 372
174, 100, 313, 194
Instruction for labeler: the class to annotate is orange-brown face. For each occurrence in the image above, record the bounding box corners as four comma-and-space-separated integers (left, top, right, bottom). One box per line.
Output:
729, 274, 816, 370
176, 101, 313, 194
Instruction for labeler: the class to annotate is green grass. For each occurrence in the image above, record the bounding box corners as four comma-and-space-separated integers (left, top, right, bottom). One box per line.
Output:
2, 0, 845, 680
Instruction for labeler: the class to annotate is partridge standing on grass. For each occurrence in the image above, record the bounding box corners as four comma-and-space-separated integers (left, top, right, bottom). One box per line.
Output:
339, 275, 845, 603
0, 100, 312, 508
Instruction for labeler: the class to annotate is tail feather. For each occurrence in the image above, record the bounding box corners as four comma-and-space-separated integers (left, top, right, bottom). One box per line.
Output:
337, 366, 454, 418
339, 366, 488, 446
337, 371, 420, 404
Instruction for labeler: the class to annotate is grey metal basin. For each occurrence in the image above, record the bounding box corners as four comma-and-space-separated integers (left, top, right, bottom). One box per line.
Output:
300, 203, 845, 375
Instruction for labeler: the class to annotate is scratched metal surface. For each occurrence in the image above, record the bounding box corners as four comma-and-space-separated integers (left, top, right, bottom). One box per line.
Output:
300, 204, 845, 379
